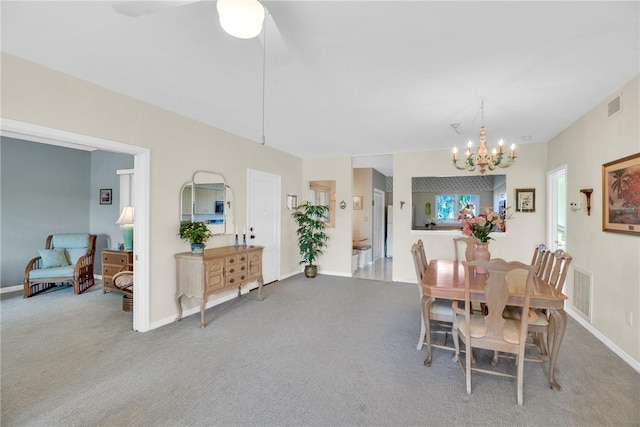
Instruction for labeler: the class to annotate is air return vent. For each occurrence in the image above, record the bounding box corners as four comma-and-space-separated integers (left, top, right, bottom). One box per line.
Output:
608, 95, 622, 117
573, 267, 592, 322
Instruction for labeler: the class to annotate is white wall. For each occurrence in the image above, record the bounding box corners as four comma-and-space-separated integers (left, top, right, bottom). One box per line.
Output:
392, 143, 548, 282
547, 75, 640, 364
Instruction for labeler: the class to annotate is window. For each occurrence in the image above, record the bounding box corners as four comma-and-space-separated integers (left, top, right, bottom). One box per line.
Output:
436, 194, 480, 223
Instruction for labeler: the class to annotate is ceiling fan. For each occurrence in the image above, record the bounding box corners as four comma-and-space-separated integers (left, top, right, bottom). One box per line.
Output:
112, 0, 290, 61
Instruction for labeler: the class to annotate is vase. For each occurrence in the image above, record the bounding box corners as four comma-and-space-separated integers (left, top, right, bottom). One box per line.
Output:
472, 242, 491, 274
191, 243, 204, 254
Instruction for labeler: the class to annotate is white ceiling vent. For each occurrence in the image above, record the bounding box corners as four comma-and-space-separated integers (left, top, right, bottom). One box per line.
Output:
608, 94, 622, 117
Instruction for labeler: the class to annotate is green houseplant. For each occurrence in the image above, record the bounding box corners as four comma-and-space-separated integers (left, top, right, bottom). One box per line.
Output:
292, 202, 330, 278
179, 221, 213, 254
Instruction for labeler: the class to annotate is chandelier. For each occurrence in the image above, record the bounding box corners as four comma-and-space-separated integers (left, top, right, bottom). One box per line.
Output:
452, 102, 517, 175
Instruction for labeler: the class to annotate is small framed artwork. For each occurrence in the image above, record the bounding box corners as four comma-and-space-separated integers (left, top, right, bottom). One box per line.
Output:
602, 152, 640, 235
515, 188, 535, 212
100, 189, 112, 205
353, 196, 363, 210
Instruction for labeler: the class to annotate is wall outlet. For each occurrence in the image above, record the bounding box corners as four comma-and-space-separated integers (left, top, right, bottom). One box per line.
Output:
626, 311, 633, 326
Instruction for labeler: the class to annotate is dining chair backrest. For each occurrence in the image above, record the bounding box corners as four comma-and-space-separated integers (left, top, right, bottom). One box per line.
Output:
540, 249, 573, 293
417, 239, 428, 274
453, 236, 476, 262
411, 243, 427, 282
462, 259, 535, 344
531, 243, 548, 276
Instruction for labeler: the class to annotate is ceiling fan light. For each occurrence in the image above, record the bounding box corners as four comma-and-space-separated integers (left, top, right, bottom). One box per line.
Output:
217, 0, 265, 39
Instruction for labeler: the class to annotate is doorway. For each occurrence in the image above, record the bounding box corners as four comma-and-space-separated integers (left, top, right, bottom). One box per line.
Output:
247, 169, 281, 284
1, 119, 151, 332
547, 165, 567, 251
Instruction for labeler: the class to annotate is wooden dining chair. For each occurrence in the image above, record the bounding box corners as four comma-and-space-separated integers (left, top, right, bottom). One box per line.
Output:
453, 236, 476, 262
531, 243, 550, 276
452, 259, 535, 406
411, 243, 455, 366
526, 249, 573, 357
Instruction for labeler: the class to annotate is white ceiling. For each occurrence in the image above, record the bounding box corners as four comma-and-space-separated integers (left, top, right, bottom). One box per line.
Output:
2, 1, 638, 177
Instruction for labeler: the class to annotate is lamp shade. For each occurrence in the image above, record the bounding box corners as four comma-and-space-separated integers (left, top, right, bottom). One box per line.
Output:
116, 206, 134, 225
217, 0, 265, 39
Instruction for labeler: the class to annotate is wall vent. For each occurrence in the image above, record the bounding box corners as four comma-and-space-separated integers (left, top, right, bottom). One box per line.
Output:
608, 95, 622, 117
573, 267, 592, 322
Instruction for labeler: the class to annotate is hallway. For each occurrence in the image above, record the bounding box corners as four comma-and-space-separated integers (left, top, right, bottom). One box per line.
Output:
352, 257, 392, 282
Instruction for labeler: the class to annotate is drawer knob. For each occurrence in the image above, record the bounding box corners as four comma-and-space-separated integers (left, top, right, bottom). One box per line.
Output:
229, 268, 235, 273
229, 278, 234, 283
229, 259, 235, 264
241, 266, 246, 271
241, 275, 245, 280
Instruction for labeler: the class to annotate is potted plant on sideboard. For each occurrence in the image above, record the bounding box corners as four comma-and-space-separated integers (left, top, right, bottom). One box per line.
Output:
179, 221, 213, 254
292, 202, 329, 278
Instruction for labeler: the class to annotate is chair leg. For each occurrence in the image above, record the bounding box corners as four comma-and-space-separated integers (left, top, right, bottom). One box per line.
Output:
465, 340, 472, 395
417, 314, 426, 350
516, 353, 525, 405
452, 315, 460, 363
422, 297, 433, 366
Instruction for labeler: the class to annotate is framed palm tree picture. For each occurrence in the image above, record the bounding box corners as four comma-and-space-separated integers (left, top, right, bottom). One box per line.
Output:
602, 152, 640, 235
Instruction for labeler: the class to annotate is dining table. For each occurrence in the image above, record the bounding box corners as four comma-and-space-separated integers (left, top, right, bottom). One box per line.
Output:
420, 259, 568, 390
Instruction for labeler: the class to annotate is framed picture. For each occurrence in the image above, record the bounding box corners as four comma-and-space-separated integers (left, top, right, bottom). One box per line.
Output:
353, 196, 363, 210
100, 189, 112, 205
515, 188, 535, 212
602, 152, 640, 235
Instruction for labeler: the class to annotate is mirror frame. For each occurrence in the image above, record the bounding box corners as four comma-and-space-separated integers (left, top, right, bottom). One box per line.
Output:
180, 170, 235, 235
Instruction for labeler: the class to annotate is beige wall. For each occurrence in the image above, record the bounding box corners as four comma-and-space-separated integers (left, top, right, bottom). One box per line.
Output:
1, 53, 303, 323
302, 156, 353, 275
547, 75, 640, 363
3, 52, 638, 366
393, 143, 548, 282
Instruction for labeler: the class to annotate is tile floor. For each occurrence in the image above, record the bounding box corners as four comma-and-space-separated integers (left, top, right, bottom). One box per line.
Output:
352, 257, 392, 281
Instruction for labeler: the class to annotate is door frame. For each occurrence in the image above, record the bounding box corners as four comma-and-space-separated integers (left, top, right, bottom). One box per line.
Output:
373, 188, 385, 261
1, 118, 151, 332
547, 164, 567, 252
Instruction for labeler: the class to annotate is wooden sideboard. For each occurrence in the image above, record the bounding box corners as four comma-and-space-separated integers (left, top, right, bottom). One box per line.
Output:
175, 245, 264, 328
102, 249, 134, 293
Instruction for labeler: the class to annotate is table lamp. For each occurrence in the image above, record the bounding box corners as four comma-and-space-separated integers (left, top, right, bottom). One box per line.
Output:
116, 206, 134, 251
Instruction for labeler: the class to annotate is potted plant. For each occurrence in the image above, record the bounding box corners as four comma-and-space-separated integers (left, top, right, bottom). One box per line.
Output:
179, 221, 213, 254
292, 201, 329, 278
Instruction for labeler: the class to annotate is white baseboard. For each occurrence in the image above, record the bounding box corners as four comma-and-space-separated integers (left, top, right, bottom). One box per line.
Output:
150, 281, 262, 330
1, 285, 22, 294
565, 307, 640, 373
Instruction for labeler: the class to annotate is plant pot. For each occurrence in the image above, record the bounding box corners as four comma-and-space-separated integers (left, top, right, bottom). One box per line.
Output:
472, 242, 491, 273
191, 243, 204, 254
304, 265, 318, 278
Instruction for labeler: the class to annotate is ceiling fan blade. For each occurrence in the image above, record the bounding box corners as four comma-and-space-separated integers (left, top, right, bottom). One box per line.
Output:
112, 1, 198, 18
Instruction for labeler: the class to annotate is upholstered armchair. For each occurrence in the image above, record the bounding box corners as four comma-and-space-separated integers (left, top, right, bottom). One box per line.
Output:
24, 233, 97, 298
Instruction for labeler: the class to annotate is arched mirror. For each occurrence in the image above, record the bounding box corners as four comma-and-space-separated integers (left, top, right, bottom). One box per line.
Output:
180, 171, 235, 235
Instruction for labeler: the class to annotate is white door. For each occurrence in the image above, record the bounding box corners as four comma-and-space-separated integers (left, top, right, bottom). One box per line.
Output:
373, 189, 385, 261
248, 169, 281, 284
547, 165, 567, 251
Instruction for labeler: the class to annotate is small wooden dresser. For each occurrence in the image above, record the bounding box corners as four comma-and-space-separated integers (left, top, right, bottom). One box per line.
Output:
175, 245, 264, 328
101, 249, 134, 293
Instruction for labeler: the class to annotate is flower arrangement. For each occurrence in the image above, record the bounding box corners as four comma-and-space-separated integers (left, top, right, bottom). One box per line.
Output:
460, 207, 506, 243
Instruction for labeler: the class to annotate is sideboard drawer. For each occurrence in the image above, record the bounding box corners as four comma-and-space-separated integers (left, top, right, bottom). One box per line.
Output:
226, 272, 248, 287
226, 263, 247, 276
